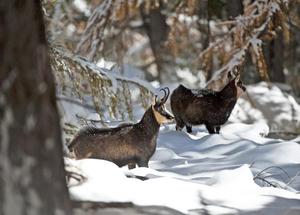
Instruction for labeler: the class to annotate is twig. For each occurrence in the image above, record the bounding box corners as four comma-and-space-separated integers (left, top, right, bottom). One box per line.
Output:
66, 169, 87, 187
75, 114, 124, 124
253, 176, 279, 188
286, 171, 300, 187
56, 95, 96, 110
254, 166, 291, 180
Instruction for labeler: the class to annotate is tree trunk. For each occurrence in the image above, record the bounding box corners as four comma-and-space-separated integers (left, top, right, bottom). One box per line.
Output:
270, 31, 285, 82
226, 0, 243, 18
140, 3, 170, 83
286, 4, 300, 96
264, 31, 285, 83
0, 1, 71, 215
198, 0, 213, 80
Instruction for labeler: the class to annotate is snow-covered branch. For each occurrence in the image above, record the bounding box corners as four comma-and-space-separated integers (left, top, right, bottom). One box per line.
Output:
50, 47, 154, 126
201, 0, 290, 89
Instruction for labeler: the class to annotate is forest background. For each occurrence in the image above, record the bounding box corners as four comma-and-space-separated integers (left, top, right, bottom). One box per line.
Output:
42, 0, 300, 136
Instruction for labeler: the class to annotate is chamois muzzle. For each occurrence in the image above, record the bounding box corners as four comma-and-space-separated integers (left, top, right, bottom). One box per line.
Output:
237, 80, 246, 91
159, 106, 174, 120
230, 69, 246, 93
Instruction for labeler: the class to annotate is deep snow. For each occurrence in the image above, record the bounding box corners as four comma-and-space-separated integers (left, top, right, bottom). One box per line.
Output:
57, 65, 300, 214
66, 122, 300, 215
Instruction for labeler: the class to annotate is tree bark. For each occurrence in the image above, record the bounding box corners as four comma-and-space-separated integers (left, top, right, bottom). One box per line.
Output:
286, 4, 300, 96
199, 0, 210, 50
198, 0, 213, 80
264, 31, 285, 83
270, 31, 285, 82
0, 1, 71, 215
140, 3, 170, 83
226, 0, 243, 18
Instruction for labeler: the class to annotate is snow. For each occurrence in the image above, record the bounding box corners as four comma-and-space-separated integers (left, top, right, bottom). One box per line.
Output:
176, 68, 199, 86
250, 37, 262, 55
66, 123, 300, 214
270, 2, 280, 13
55, 48, 155, 94
73, 0, 90, 16
57, 62, 300, 214
231, 82, 300, 132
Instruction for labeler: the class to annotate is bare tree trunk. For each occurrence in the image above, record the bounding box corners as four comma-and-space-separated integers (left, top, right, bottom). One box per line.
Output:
264, 31, 285, 83
226, 0, 243, 18
199, 0, 210, 49
140, 3, 170, 83
0, 1, 71, 215
270, 31, 285, 82
198, 0, 213, 80
286, 4, 300, 96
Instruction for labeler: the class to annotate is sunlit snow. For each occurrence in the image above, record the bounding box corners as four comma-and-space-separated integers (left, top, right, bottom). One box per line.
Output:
66, 123, 300, 214
61, 78, 300, 214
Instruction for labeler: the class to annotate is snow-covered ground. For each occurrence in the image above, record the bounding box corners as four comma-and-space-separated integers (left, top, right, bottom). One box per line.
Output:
58, 67, 300, 214
231, 82, 300, 133
66, 122, 300, 215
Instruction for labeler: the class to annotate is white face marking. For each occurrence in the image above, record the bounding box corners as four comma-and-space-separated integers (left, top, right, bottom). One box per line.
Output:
162, 105, 174, 121
152, 105, 173, 125
235, 79, 245, 97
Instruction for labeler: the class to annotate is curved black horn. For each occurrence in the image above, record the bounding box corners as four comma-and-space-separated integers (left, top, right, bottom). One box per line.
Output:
164, 87, 170, 99
159, 88, 167, 96
159, 88, 167, 103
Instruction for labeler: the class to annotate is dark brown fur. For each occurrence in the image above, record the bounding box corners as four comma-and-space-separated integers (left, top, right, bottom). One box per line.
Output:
170, 74, 246, 134
68, 88, 173, 169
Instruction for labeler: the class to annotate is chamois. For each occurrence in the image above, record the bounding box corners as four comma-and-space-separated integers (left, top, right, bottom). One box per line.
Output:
68, 88, 174, 169
170, 72, 246, 134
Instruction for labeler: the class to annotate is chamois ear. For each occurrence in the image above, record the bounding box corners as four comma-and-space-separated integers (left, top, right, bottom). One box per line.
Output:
227, 71, 233, 80
233, 66, 239, 76
234, 69, 240, 81
235, 75, 240, 85
152, 95, 158, 106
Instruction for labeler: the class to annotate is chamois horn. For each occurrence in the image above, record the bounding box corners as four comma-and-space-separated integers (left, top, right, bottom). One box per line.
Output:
159, 87, 170, 104
154, 87, 170, 105
164, 87, 170, 100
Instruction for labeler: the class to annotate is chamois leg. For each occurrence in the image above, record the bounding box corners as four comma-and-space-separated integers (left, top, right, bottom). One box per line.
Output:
215, 126, 221, 134
175, 117, 184, 131
186, 125, 192, 133
137, 158, 149, 168
128, 162, 136, 169
205, 123, 215, 134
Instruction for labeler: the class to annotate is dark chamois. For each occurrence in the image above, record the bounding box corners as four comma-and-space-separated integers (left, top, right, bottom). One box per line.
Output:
68, 88, 174, 169
170, 72, 246, 134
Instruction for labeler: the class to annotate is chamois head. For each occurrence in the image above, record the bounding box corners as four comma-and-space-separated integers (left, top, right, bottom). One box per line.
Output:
152, 87, 174, 124
227, 67, 246, 97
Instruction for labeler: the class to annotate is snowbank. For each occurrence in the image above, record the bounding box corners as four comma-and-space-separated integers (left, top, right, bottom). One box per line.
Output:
231, 82, 300, 133
66, 123, 300, 214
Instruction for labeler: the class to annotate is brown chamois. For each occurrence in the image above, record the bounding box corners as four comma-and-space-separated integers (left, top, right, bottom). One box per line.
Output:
68, 88, 174, 169
170, 72, 246, 134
